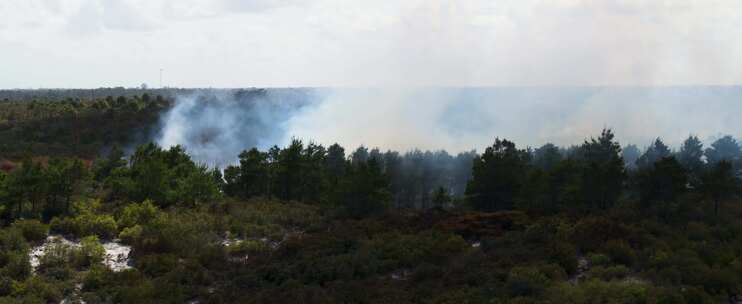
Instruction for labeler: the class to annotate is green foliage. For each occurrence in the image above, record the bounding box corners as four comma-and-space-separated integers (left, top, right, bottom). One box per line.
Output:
466, 138, 530, 211
3, 158, 45, 219
677, 135, 705, 178
545, 279, 650, 303
12, 276, 64, 303
37, 242, 74, 278
9, 220, 47, 243
637, 157, 688, 208
0, 229, 30, 282
338, 157, 391, 218
571, 217, 631, 253
0, 94, 169, 159
704, 135, 741, 165
636, 138, 671, 169
223, 199, 321, 241
506, 266, 550, 297
119, 225, 143, 245
432, 187, 452, 208
44, 157, 90, 218
602, 240, 635, 266
1, 251, 30, 281
365, 231, 468, 269
699, 160, 738, 216
586, 265, 630, 281
75, 236, 105, 268
0, 277, 12, 297
0, 228, 28, 254
132, 211, 217, 257
227, 240, 271, 259
50, 200, 118, 239
3, 112, 742, 303
588, 253, 611, 267
81, 264, 115, 293
225, 148, 270, 198
105, 144, 221, 207
580, 128, 626, 210
0, 156, 90, 223
93, 145, 127, 183
116, 200, 158, 230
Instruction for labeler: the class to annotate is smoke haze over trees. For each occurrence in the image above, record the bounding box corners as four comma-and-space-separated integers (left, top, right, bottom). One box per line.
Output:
143, 86, 742, 168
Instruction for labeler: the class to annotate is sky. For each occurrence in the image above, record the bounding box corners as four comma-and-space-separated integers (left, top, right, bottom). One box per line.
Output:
2, 0, 742, 88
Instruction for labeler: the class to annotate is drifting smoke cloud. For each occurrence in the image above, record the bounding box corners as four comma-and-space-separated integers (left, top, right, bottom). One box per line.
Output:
285, 87, 742, 152
156, 88, 317, 166
155, 86, 742, 166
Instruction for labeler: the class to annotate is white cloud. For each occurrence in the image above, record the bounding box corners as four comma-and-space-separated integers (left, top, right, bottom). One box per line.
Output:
1, 0, 742, 88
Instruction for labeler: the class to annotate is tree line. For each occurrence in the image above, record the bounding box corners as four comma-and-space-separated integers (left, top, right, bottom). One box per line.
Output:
1, 128, 740, 224
0, 94, 170, 159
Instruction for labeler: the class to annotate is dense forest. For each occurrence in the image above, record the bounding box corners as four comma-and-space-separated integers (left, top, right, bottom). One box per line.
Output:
1, 93, 742, 303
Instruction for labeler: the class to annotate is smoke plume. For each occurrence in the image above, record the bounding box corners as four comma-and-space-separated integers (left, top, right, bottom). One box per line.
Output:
156, 88, 317, 166
156, 86, 742, 166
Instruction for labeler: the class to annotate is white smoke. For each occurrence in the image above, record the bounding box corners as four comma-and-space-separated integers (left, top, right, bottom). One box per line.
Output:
283, 86, 742, 152
155, 86, 742, 167
156, 89, 317, 166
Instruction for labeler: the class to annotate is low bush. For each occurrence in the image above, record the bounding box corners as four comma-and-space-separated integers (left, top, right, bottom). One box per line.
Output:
588, 253, 612, 267
117, 200, 159, 230
506, 266, 550, 297
586, 265, 630, 281
602, 240, 635, 266
10, 219, 48, 243
38, 242, 75, 272
74, 236, 105, 268
12, 276, 64, 303
1, 251, 31, 281
50, 200, 118, 239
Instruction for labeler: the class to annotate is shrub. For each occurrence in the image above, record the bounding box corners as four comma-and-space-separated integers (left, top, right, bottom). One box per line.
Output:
224, 200, 322, 241
657, 266, 682, 285
506, 266, 550, 297
13, 276, 64, 303
10, 219, 48, 243
83, 265, 113, 291
134, 211, 217, 257
587, 265, 630, 281
365, 232, 468, 269
588, 253, 612, 267
701, 267, 738, 296
0, 276, 12, 296
136, 254, 178, 277
571, 217, 631, 252
117, 200, 159, 229
119, 225, 143, 244
0, 228, 28, 253
38, 242, 74, 272
602, 240, 635, 266
74, 236, 105, 268
652, 288, 686, 304
550, 242, 578, 275
1, 251, 31, 280
228, 239, 271, 258
546, 279, 650, 303
50, 213, 118, 240
78, 214, 118, 239
686, 222, 711, 242
49, 217, 75, 236
412, 263, 445, 283
680, 286, 713, 304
